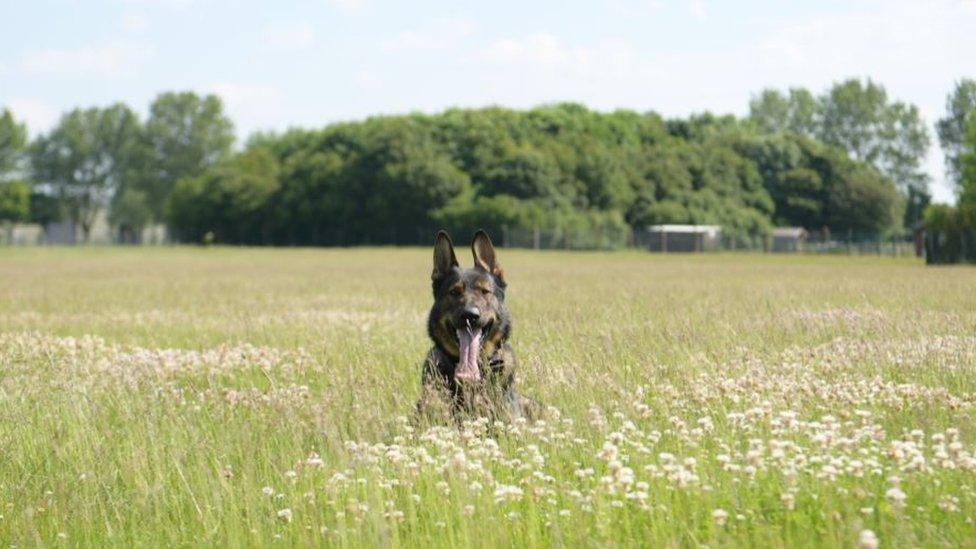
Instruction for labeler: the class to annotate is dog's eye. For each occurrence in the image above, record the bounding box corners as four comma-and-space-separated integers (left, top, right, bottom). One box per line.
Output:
479, 288, 491, 296
450, 286, 463, 296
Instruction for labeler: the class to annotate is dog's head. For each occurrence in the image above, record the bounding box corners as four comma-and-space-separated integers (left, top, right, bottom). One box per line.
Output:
428, 230, 511, 384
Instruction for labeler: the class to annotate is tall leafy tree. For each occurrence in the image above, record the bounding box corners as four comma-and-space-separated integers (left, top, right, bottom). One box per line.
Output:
0, 108, 28, 178
167, 148, 279, 244
0, 108, 30, 241
936, 79, 976, 193
0, 181, 30, 242
960, 113, 976, 227
31, 104, 144, 242
817, 79, 930, 205
748, 88, 817, 136
143, 92, 234, 221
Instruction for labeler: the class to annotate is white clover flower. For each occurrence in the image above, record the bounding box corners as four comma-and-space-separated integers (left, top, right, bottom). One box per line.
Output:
277, 508, 293, 523
858, 529, 879, 549
305, 453, 324, 468
712, 509, 728, 526
262, 486, 274, 496
885, 487, 907, 509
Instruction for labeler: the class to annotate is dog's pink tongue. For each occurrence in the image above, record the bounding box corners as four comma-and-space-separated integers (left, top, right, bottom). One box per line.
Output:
455, 325, 482, 382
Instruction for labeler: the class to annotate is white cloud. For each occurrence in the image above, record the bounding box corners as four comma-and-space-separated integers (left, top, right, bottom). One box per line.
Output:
121, 12, 149, 33
6, 98, 60, 135
20, 42, 153, 77
381, 17, 476, 54
262, 22, 316, 51
688, 0, 706, 20
486, 32, 636, 78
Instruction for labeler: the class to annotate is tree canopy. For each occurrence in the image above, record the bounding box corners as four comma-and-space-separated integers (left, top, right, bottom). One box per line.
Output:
6, 79, 935, 247
750, 78, 930, 227
936, 79, 976, 194
165, 103, 903, 246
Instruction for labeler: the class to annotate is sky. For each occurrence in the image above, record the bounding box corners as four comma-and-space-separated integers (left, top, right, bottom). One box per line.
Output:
1, 0, 975, 203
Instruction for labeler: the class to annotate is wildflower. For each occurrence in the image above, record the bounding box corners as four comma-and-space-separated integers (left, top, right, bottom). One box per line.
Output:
858, 529, 878, 549
262, 486, 274, 496
277, 508, 293, 523
712, 509, 728, 526
885, 487, 907, 509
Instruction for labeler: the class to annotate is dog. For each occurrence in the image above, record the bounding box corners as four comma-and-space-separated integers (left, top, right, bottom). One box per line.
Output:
416, 230, 535, 423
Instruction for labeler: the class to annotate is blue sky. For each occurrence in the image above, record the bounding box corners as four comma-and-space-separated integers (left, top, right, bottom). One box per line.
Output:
1, 0, 974, 202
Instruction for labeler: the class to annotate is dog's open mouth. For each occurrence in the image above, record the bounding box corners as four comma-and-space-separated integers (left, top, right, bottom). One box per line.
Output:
453, 319, 492, 383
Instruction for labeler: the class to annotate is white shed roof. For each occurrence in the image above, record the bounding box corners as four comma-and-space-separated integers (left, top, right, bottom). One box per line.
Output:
772, 227, 807, 237
648, 224, 722, 235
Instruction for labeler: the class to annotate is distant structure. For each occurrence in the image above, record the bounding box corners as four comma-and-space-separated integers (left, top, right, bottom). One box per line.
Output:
646, 224, 722, 252
4, 211, 167, 246
770, 227, 807, 253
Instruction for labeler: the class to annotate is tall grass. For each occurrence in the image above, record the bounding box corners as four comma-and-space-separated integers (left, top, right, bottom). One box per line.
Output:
1, 247, 975, 546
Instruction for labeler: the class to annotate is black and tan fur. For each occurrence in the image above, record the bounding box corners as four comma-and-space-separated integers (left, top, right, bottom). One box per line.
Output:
417, 230, 535, 422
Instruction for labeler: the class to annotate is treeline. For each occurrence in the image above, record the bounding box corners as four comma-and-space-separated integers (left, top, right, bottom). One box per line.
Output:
2, 78, 975, 247
924, 80, 976, 263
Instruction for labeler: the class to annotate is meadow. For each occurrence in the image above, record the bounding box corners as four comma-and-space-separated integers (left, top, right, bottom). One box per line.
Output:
1, 247, 975, 547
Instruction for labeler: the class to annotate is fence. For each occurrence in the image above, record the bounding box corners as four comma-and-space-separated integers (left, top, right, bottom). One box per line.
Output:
499, 225, 920, 257
924, 229, 976, 264
2, 220, 923, 257
501, 225, 631, 251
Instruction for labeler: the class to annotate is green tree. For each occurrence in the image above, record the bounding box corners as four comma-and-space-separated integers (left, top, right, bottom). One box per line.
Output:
31, 104, 144, 242
936, 79, 976, 193
0, 108, 29, 242
818, 79, 930, 224
143, 92, 234, 222
0, 180, 30, 243
484, 145, 561, 200
748, 88, 817, 136
167, 148, 279, 244
109, 188, 153, 243
0, 108, 28, 177
826, 164, 903, 234
959, 113, 976, 227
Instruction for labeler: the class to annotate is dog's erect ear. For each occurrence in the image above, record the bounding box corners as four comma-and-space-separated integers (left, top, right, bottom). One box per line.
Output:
432, 231, 459, 282
471, 229, 505, 286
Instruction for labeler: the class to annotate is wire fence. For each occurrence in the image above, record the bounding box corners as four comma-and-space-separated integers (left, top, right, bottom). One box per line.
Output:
500, 225, 921, 257
924, 229, 976, 264
2, 220, 930, 258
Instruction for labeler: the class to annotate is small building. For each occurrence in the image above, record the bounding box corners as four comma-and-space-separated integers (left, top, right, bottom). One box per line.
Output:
770, 227, 807, 253
646, 224, 722, 252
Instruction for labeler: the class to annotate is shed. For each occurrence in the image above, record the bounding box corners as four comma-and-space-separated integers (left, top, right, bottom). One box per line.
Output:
770, 227, 807, 253
646, 224, 722, 252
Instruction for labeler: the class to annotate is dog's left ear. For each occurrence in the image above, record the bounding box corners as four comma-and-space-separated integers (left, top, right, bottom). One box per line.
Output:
471, 230, 506, 287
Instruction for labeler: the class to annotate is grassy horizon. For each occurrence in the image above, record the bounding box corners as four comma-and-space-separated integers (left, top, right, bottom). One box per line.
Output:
1, 247, 975, 547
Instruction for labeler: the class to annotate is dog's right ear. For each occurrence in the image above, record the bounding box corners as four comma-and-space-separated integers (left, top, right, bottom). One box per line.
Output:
432, 230, 459, 282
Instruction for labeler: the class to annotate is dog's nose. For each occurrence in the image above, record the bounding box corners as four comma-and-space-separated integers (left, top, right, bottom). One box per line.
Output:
460, 306, 481, 323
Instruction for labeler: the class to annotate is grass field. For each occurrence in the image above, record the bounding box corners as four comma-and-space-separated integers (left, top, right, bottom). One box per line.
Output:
1, 247, 975, 547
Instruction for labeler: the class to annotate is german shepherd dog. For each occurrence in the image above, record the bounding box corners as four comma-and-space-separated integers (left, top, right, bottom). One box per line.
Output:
416, 230, 535, 422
